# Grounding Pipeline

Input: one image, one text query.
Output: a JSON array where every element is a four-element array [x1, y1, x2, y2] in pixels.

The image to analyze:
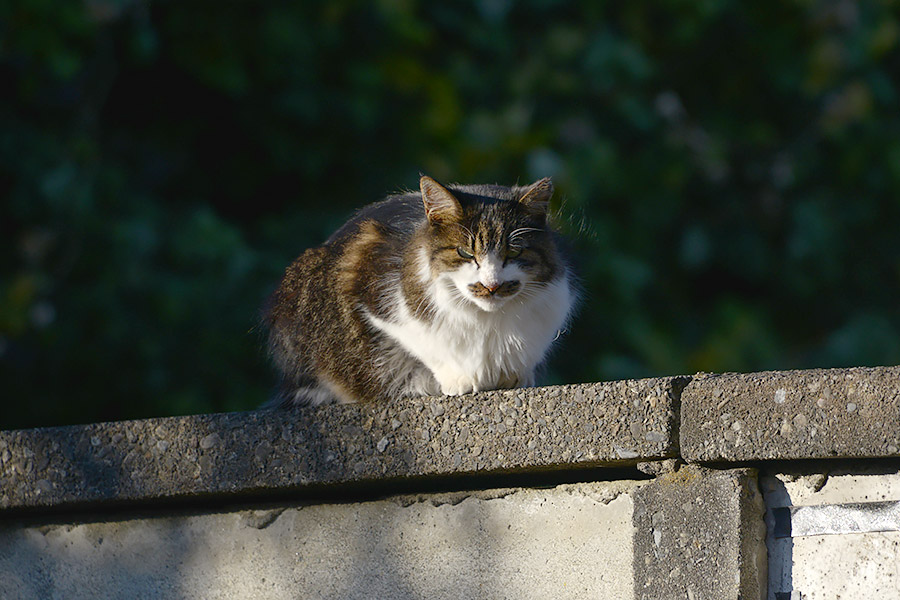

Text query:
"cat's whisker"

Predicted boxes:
[[509, 227, 542, 240]]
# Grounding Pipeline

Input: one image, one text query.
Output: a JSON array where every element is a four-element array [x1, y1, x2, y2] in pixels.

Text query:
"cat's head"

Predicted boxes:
[[418, 176, 563, 313]]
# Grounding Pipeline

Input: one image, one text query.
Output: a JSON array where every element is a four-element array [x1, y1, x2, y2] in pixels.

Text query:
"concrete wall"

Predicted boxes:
[[1, 365, 899, 599], [1, 484, 639, 600]]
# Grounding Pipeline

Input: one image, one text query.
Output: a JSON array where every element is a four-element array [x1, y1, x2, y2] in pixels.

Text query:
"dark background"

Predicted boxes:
[[3, 1, 899, 430]]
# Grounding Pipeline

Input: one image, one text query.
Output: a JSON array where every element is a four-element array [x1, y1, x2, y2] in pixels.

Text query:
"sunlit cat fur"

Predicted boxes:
[[265, 176, 575, 406]]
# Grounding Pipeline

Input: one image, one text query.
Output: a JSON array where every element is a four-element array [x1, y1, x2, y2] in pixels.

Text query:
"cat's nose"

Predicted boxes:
[[484, 282, 501, 294]]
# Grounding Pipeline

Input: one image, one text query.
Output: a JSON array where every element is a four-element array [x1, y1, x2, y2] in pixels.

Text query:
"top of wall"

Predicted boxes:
[[681, 365, 900, 461], [1, 365, 898, 514], [0, 378, 683, 513]]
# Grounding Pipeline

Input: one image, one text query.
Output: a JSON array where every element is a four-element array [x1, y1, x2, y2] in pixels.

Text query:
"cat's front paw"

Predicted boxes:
[[434, 367, 476, 396], [440, 379, 476, 396]]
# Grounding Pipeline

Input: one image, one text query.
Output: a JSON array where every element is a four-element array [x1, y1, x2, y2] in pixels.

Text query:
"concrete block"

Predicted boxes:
[[0, 482, 641, 600], [632, 466, 767, 600], [681, 366, 900, 462], [0, 379, 685, 512]]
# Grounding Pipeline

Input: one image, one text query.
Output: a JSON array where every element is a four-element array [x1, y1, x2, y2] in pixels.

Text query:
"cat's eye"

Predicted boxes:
[[457, 247, 475, 260], [506, 246, 523, 259]]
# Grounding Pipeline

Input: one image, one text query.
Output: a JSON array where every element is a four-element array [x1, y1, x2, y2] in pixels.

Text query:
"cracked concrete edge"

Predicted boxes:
[[0, 378, 684, 512], [392, 479, 647, 509], [681, 365, 900, 462], [632, 465, 767, 600]]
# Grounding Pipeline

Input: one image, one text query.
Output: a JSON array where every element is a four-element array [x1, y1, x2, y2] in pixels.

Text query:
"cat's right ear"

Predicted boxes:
[[517, 177, 553, 219], [420, 176, 462, 224]]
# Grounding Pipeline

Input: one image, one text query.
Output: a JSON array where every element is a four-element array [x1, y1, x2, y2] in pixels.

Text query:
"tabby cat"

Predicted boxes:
[[265, 176, 575, 406]]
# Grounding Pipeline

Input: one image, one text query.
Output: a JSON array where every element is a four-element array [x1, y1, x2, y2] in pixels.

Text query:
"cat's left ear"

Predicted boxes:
[[517, 177, 553, 219], [420, 176, 463, 224]]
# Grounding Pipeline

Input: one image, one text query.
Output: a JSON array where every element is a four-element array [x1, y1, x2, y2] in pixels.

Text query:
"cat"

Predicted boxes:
[[264, 175, 576, 406]]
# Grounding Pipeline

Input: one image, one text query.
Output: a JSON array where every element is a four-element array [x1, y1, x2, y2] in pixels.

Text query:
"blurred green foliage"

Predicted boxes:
[[2, 0, 900, 429]]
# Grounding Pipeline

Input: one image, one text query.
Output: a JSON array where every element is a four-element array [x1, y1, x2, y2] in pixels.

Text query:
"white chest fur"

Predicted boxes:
[[365, 271, 574, 396]]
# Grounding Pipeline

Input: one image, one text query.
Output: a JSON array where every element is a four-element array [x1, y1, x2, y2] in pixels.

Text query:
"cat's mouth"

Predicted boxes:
[[469, 280, 520, 298], [466, 280, 520, 310]]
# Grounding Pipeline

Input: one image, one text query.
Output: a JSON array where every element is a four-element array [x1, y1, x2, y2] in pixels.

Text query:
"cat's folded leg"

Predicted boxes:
[[518, 370, 536, 388], [496, 370, 536, 390], [403, 368, 442, 398]]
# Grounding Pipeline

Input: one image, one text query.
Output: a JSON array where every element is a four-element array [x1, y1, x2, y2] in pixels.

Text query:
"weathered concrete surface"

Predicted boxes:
[[0, 481, 641, 600], [762, 466, 900, 600], [681, 366, 900, 462], [632, 466, 767, 600], [0, 379, 685, 512]]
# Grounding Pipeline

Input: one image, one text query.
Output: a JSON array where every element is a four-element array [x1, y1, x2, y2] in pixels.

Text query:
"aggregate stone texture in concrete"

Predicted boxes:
[[0, 378, 685, 512], [632, 466, 767, 600], [681, 366, 900, 462], [0, 482, 641, 600]]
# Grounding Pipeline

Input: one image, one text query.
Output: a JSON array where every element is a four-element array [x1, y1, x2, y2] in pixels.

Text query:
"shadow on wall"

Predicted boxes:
[[1, 399, 642, 598], [0, 491, 633, 599], [763, 476, 794, 600], [0, 472, 637, 598], [0, 433, 196, 598], [0, 515, 194, 598]]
